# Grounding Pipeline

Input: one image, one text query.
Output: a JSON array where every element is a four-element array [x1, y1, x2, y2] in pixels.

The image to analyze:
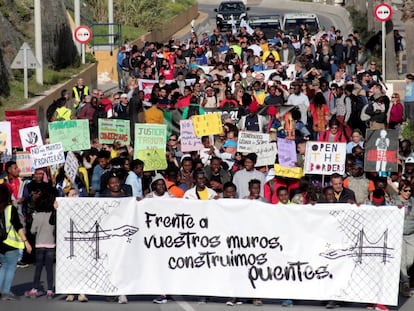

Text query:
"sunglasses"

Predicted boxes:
[[402, 189, 412, 193], [114, 97, 120, 100], [169, 138, 177, 141]]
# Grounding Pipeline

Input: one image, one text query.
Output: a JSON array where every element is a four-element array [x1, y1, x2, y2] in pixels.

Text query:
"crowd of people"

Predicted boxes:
[[0, 21, 414, 310]]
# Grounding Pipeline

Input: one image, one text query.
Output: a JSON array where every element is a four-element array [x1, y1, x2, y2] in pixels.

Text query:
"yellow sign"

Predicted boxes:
[[192, 113, 223, 137], [274, 164, 304, 179], [0, 132, 7, 152]]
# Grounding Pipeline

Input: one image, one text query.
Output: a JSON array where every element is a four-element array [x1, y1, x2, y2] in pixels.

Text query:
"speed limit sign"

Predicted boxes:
[[374, 3, 392, 22], [74, 25, 93, 44]]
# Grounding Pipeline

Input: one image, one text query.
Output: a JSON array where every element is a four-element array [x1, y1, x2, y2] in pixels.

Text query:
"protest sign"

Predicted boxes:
[[64, 151, 79, 184], [16, 152, 34, 177], [205, 109, 239, 122], [19, 125, 43, 151], [304, 142, 346, 175], [134, 124, 167, 171], [5, 109, 38, 147], [237, 131, 270, 153], [0, 121, 12, 158], [30, 142, 65, 169], [49, 120, 91, 151], [364, 129, 398, 173], [180, 120, 203, 152], [255, 142, 277, 167], [277, 138, 297, 167], [98, 119, 130, 145], [56, 198, 403, 306], [274, 164, 304, 179], [192, 113, 223, 137]]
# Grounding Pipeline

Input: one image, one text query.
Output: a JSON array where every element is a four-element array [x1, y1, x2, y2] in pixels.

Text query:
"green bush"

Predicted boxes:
[[402, 123, 414, 143]]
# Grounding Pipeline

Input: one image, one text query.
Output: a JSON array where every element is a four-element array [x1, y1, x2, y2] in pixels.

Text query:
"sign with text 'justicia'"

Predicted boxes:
[[56, 198, 403, 306]]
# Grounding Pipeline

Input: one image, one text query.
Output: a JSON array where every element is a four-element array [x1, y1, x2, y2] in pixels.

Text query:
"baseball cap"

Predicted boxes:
[[223, 140, 237, 148]]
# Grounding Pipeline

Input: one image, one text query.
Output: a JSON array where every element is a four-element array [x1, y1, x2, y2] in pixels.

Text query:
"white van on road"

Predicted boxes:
[[282, 13, 320, 36]]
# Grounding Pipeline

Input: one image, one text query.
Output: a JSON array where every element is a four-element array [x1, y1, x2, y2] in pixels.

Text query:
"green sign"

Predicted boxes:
[[134, 124, 167, 171], [98, 119, 130, 145], [49, 119, 91, 151]]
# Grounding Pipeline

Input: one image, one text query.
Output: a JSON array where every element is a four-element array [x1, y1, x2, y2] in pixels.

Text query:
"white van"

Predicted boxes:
[[282, 13, 320, 35]]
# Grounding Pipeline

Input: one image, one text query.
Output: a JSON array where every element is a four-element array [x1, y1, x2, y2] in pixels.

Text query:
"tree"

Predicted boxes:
[[402, 0, 414, 73]]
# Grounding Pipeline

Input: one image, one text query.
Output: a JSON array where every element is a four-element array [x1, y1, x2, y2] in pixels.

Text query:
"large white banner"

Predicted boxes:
[[56, 198, 403, 306]]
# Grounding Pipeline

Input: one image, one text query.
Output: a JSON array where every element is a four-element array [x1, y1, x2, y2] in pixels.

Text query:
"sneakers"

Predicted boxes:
[[252, 298, 263, 306], [153, 295, 167, 304], [66, 294, 75, 302], [374, 304, 389, 311], [282, 299, 293, 307], [118, 295, 128, 304], [46, 290, 54, 299], [1, 292, 17, 301], [16, 261, 29, 268], [226, 298, 243, 306], [326, 300, 340, 309], [78, 294, 88, 302], [24, 288, 38, 299]]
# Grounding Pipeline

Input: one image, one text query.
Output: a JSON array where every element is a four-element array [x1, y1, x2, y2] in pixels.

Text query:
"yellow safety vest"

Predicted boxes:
[[3, 204, 24, 249], [72, 86, 89, 108]]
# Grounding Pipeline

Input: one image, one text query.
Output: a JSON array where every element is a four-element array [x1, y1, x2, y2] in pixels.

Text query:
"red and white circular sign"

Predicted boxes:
[[374, 3, 393, 22], [74, 25, 93, 44]]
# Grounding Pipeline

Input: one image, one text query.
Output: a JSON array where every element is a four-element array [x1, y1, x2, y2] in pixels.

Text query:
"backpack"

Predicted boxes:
[[46, 100, 58, 122]]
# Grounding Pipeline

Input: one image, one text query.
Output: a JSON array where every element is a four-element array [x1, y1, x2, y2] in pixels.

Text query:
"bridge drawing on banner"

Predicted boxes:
[[64, 220, 139, 260], [324, 209, 400, 301], [320, 228, 394, 264]]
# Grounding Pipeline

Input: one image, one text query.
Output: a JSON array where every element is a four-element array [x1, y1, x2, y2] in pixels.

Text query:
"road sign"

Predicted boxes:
[[374, 3, 393, 22], [74, 25, 93, 44], [10, 42, 40, 69]]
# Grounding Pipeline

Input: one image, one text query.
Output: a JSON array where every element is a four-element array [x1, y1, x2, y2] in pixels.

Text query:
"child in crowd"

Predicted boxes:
[[24, 191, 56, 299]]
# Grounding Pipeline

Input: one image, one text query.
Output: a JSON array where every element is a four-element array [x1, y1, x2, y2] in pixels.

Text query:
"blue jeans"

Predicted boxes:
[[0, 249, 20, 294]]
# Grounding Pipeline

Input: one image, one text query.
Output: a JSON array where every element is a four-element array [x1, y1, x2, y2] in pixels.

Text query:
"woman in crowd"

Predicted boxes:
[[388, 92, 404, 130], [308, 92, 330, 140], [0, 184, 32, 301]]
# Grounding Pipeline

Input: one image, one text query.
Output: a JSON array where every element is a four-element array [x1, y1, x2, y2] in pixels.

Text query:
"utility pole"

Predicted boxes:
[[74, 0, 81, 55], [108, 0, 114, 48], [34, 0, 43, 85]]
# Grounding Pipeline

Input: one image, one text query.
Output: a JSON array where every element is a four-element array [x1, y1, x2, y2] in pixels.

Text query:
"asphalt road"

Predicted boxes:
[[2, 264, 413, 311]]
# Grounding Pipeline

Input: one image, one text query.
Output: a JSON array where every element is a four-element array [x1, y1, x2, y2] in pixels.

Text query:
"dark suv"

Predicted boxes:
[[214, 1, 249, 32]]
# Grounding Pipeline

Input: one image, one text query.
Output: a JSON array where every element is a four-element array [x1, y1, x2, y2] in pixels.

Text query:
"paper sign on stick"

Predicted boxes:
[[180, 120, 203, 152], [5, 109, 38, 147], [238, 131, 270, 153], [304, 142, 346, 175], [30, 142, 65, 169], [134, 124, 167, 171], [19, 125, 43, 151], [49, 120, 91, 151], [16, 152, 34, 177], [98, 119, 130, 145], [192, 113, 223, 137]]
